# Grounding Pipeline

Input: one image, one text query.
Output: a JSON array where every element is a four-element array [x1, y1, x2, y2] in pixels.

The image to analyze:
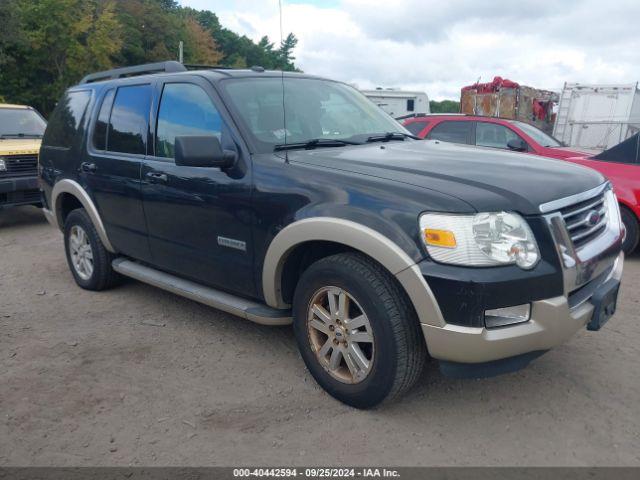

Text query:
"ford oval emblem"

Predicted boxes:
[[586, 210, 601, 227]]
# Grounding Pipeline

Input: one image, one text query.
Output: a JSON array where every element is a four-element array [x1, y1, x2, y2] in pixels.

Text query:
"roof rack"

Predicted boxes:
[[183, 64, 266, 73], [395, 113, 469, 121], [79, 61, 187, 84], [395, 113, 430, 120], [183, 64, 233, 70]]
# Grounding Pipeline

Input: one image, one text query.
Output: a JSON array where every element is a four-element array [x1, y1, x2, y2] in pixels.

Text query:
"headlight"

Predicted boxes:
[[419, 211, 540, 269], [0, 157, 6, 171]]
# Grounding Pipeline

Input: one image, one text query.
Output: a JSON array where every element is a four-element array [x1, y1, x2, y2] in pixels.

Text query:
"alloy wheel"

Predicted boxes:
[[306, 286, 375, 384], [69, 225, 94, 281]]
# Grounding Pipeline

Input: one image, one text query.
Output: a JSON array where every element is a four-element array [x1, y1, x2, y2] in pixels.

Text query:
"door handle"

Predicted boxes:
[[80, 162, 97, 173], [145, 172, 168, 183]]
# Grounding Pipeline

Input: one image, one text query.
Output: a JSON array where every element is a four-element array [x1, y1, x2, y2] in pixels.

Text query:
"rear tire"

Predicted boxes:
[[292, 252, 426, 409], [621, 206, 639, 255], [64, 208, 120, 290]]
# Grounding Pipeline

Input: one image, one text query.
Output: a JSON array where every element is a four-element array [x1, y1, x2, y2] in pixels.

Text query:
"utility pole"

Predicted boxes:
[[178, 41, 184, 64]]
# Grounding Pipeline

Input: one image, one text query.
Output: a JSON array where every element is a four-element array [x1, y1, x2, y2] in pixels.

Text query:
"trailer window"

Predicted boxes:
[[407, 99, 415, 112]]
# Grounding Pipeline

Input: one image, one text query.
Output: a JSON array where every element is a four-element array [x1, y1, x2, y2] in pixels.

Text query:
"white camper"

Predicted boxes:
[[361, 88, 430, 118], [553, 82, 640, 150]]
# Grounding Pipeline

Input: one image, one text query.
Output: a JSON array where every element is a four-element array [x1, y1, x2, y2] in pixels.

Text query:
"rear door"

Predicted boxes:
[[140, 76, 254, 296], [84, 83, 152, 262], [425, 120, 474, 145]]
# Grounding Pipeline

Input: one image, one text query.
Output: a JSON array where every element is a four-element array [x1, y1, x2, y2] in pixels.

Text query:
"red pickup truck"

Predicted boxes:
[[402, 114, 640, 254]]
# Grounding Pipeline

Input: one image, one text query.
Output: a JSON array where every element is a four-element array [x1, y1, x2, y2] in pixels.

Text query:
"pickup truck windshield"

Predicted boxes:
[[222, 77, 407, 152], [0, 108, 46, 138]]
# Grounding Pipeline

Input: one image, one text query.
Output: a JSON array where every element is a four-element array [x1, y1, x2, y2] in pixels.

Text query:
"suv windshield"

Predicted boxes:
[[0, 108, 46, 138], [511, 120, 562, 148], [221, 77, 407, 152]]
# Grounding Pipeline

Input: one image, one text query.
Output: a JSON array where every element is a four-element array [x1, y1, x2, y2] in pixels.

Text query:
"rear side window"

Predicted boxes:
[[92, 89, 115, 151], [427, 121, 473, 144], [405, 120, 429, 136], [42, 90, 91, 148], [155, 83, 222, 158], [107, 85, 151, 155]]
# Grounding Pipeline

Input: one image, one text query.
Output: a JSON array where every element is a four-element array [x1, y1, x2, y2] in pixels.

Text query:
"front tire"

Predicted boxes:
[[621, 206, 639, 254], [292, 253, 426, 408], [64, 208, 120, 290]]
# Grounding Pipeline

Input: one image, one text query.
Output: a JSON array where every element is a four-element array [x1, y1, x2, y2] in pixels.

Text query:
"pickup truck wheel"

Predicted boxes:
[[63, 208, 120, 291], [293, 252, 426, 408], [621, 206, 639, 254]]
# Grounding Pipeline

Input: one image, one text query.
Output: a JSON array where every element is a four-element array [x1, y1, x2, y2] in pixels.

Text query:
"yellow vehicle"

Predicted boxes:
[[0, 103, 46, 208]]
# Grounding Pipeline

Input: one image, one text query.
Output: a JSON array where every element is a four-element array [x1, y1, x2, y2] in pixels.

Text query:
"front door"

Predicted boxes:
[[141, 79, 255, 297], [83, 84, 153, 262]]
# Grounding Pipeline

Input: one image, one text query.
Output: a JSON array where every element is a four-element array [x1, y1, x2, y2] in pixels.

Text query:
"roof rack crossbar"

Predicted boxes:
[[80, 61, 187, 84]]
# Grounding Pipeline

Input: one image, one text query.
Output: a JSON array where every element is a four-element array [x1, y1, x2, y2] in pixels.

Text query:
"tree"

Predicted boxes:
[[0, 0, 298, 115], [277, 33, 298, 71], [182, 17, 222, 65], [430, 100, 460, 113], [0, 0, 21, 66], [0, 0, 123, 114]]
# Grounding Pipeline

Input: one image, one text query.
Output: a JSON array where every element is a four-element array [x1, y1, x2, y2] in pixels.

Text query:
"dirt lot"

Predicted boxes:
[[1, 206, 639, 467]]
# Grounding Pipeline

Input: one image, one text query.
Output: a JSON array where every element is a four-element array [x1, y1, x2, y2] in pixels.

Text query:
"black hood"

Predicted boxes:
[[288, 140, 606, 215]]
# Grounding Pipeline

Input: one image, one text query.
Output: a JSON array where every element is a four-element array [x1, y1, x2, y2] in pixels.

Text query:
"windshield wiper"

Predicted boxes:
[[274, 138, 361, 151], [0, 133, 43, 139], [365, 132, 420, 143]]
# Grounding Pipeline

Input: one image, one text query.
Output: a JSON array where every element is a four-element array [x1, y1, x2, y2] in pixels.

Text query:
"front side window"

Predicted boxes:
[[222, 77, 407, 152], [155, 83, 222, 158], [426, 121, 472, 144], [42, 90, 91, 148], [475, 122, 522, 150], [107, 84, 151, 155]]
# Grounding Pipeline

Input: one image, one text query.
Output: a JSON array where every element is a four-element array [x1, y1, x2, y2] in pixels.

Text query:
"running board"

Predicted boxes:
[[112, 258, 292, 326]]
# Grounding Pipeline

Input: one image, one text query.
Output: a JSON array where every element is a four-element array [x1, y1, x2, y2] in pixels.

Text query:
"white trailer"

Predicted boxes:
[[553, 82, 640, 150], [361, 89, 430, 118]]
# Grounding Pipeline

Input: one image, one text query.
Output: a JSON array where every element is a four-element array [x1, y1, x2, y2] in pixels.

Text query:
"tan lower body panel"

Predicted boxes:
[[422, 251, 624, 364]]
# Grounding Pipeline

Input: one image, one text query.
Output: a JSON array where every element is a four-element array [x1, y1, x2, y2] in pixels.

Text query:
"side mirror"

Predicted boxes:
[[175, 136, 236, 168], [507, 138, 528, 152]]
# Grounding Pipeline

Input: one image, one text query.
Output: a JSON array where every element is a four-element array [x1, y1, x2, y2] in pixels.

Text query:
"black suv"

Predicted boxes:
[[39, 62, 624, 408]]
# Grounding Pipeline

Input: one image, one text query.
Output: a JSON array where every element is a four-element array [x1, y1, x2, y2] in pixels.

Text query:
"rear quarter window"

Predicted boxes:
[[42, 90, 92, 149], [404, 120, 429, 136]]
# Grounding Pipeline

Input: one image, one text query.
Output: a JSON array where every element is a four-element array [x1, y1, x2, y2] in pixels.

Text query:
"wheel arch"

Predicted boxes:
[[50, 179, 116, 253], [262, 217, 445, 327]]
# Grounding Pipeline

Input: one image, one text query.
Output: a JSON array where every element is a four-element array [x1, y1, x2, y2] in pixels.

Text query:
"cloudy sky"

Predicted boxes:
[[180, 0, 640, 100]]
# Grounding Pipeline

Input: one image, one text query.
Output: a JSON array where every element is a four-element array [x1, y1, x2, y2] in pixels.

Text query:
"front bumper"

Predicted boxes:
[[0, 175, 40, 207], [422, 251, 623, 365]]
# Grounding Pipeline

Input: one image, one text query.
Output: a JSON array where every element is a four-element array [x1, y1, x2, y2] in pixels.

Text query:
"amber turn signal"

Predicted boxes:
[[424, 229, 457, 248]]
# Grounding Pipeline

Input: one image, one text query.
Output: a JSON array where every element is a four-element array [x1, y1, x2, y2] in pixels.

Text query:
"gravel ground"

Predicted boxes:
[[1, 206, 639, 467]]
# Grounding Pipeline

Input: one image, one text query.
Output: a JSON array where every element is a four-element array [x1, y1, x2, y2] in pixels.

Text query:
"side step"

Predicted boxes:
[[112, 258, 292, 326]]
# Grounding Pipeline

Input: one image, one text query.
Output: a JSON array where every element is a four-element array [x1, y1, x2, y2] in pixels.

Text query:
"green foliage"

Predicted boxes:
[[430, 100, 460, 113], [0, 0, 299, 116]]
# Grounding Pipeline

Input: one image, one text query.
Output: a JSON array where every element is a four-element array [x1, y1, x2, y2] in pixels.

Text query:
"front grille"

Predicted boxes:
[[0, 189, 41, 206], [0, 154, 38, 177], [559, 192, 608, 249]]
